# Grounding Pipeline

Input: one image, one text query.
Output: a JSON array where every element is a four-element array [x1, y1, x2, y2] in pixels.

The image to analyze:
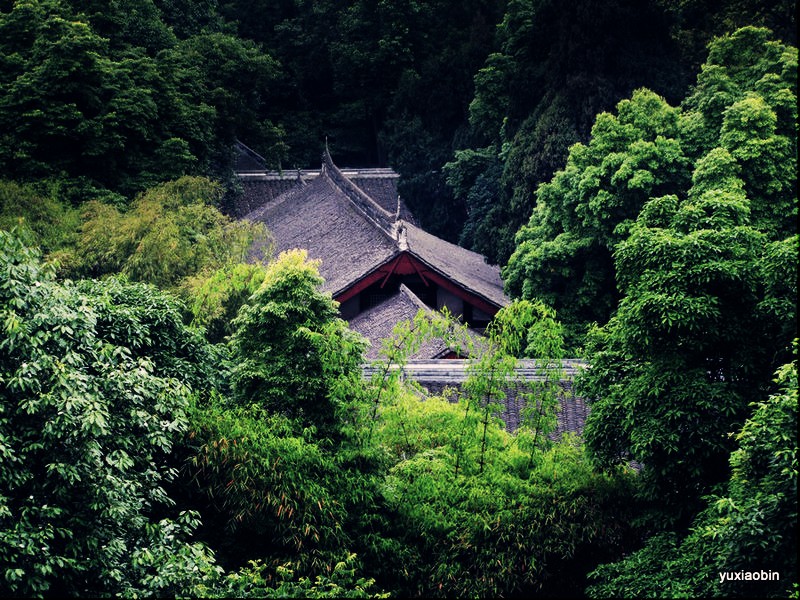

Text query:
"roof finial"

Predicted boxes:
[[322, 136, 332, 171], [396, 221, 408, 251], [395, 195, 401, 221]]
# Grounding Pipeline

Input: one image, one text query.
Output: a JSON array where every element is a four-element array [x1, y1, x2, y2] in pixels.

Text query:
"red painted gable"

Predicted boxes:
[[335, 251, 500, 317]]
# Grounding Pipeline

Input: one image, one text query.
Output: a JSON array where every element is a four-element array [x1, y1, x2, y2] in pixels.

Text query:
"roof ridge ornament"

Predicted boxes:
[[396, 220, 408, 251]]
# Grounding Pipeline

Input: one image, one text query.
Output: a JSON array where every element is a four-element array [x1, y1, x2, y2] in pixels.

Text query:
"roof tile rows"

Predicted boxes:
[[245, 173, 400, 296], [350, 284, 484, 359], [401, 222, 507, 309], [242, 149, 508, 307]]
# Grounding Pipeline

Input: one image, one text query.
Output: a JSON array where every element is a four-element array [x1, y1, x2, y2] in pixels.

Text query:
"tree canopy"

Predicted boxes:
[[0, 229, 219, 597], [0, 2, 797, 597], [504, 26, 797, 350]]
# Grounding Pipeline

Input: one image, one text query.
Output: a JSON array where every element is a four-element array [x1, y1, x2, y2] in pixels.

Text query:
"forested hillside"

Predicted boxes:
[[1, 0, 797, 598]]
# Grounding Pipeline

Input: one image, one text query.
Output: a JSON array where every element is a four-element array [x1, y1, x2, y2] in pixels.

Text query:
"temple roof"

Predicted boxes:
[[245, 172, 399, 295], [233, 141, 414, 220], [399, 221, 507, 309], [349, 284, 484, 359], [242, 148, 508, 308]]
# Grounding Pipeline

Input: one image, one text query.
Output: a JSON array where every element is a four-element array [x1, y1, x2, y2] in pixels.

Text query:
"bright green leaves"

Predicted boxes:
[[0, 230, 219, 597], [504, 89, 689, 349], [382, 437, 639, 598], [681, 28, 797, 236], [64, 176, 270, 289], [229, 250, 367, 439], [719, 94, 797, 237], [183, 262, 269, 344]]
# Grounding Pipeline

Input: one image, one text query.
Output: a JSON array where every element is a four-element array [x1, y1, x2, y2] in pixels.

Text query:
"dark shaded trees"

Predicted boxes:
[[446, 0, 686, 264], [0, 0, 284, 203], [586, 355, 797, 598]]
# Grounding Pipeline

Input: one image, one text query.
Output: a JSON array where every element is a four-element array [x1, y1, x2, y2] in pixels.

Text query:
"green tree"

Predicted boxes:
[[579, 141, 797, 518], [65, 176, 269, 288], [378, 432, 639, 598], [504, 27, 797, 351], [154, 0, 225, 39], [177, 251, 394, 585], [586, 354, 798, 598], [165, 31, 287, 171], [0, 179, 79, 254], [182, 261, 269, 344], [183, 401, 354, 573], [0, 0, 285, 201], [656, 0, 797, 78], [357, 299, 637, 598], [0, 230, 220, 597], [570, 28, 798, 518], [66, 0, 176, 56], [209, 553, 388, 598], [504, 88, 690, 348], [228, 249, 366, 439]]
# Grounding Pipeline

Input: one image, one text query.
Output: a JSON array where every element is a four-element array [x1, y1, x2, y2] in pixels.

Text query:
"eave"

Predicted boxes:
[[333, 251, 504, 317]]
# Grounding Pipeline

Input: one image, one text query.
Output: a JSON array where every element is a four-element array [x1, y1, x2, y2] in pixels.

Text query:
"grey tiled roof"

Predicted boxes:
[[350, 285, 482, 359], [400, 221, 508, 309], [244, 173, 399, 296], [241, 151, 508, 308], [236, 176, 304, 218]]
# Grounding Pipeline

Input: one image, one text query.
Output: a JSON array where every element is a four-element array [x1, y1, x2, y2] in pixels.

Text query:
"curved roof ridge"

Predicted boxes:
[[321, 147, 397, 234], [398, 283, 433, 313]]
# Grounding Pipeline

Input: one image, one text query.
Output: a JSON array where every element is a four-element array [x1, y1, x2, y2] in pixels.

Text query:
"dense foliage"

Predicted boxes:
[[61, 176, 270, 288], [0, 0, 284, 204], [5, 0, 793, 242], [499, 23, 797, 598], [0, 1, 797, 597], [505, 26, 797, 350], [0, 230, 220, 597], [586, 356, 797, 598]]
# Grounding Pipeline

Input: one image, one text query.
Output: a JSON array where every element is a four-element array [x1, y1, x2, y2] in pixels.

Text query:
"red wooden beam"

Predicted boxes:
[[334, 252, 501, 317], [335, 256, 401, 304]]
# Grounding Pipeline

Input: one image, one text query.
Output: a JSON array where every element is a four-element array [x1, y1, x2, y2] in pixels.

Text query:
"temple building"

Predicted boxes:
[[235, 142, 588, 439], [236, 142, 508, 359]]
